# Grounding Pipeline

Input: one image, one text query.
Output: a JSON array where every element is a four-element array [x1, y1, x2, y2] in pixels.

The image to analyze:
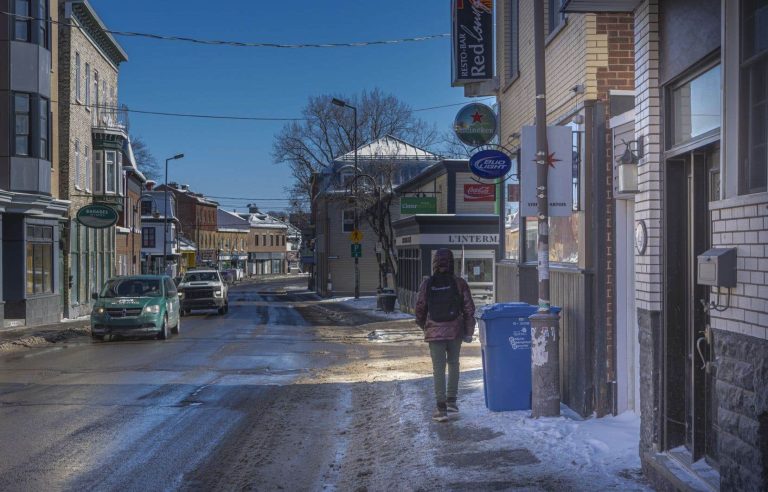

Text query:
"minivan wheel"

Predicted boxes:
[[158, 317, 169, 340]]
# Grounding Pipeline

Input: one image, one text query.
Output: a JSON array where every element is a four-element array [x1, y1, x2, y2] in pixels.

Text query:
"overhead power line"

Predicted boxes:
[[2, 11, 449, 49]]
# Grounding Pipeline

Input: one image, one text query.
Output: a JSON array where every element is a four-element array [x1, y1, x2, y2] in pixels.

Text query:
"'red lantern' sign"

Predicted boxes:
[[464, 183, 496, 201]]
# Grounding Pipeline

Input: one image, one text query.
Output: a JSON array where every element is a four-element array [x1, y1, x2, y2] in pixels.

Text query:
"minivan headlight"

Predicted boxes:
[[143, 304, 161, 314]]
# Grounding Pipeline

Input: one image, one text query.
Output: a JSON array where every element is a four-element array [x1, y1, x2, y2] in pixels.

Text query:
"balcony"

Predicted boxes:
[[92, 106, 128, 142]]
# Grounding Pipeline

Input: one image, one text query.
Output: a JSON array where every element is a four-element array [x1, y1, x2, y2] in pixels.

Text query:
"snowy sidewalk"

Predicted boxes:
[[319, 295, 415, 321]]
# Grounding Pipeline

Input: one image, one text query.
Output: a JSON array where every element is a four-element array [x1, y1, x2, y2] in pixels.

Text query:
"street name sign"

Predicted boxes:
[[76, 204, 118, 228], [520, 125, 574, 217]]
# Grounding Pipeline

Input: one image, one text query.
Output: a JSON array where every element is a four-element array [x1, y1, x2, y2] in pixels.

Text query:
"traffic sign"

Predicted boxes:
[[349, 229, 363, 243], [351, 243, 362, 258]]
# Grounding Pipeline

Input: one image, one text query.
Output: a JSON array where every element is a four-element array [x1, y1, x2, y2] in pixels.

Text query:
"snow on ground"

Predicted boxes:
[[321, 295, 415, 320], [397, 368, 651, 491]]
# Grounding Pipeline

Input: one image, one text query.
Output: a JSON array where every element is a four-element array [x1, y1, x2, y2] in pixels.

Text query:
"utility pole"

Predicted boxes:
[[163, 153, 184, 275], [529, 0, 561, 418]]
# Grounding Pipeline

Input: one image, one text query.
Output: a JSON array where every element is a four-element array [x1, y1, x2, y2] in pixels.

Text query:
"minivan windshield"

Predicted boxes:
[[100, 278, 162, 298], [183, 272, 219, 282]]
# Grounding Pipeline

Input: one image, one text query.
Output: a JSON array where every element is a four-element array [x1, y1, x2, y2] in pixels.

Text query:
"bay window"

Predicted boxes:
[[741, 0, 768, 193], [14, 93, 30, 156], [14, 0, 30, 42], [105, 150, 117, 193], [13, 93, 50, 160]]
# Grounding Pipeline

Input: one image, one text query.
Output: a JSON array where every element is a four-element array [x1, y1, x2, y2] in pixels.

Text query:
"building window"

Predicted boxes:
[[14, 0, 30, 41], [741, 0, 768, 194], [105, 150, 117, 193], [548, 0, 565, 34], [142, 227, 155, 248], [14, 93, 30, 156], [506, 0, 520, 82], [39, 97, 48, 160], [26, 225, 53, 295], [75, 52, 81, 101], [141, 200, 152, 216], [84, 63, 91, 108], [74, 140, 81, 188], [342, 209, 355, 233], [85, 146, 91, 192], [670, 64, 721, 148], [338, 166, 355, 188], [255, 235, 259, 246], [37, 0, 47, 48]]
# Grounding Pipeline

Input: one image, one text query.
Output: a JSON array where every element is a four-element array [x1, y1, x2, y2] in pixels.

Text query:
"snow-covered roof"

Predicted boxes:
[[335, 135, 439, 162], [217, 208, 250, 232], [122, 136, 147, 183]]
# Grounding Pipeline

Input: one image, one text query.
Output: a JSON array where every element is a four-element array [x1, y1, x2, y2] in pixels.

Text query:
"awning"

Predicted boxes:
[[561, 0, 641, 13]]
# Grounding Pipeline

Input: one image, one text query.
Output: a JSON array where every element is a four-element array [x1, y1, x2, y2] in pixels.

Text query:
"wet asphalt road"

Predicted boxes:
[[0, 277, 352, 491]]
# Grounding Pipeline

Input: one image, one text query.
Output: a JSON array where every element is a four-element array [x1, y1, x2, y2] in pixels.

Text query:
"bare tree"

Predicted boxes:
[[272, 88, 438, 202], [131, 136, 161, 180], [438, 128, 473, 159]]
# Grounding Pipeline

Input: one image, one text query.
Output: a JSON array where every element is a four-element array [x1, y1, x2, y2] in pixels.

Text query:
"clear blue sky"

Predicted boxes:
[[89, 0, 477, 213]]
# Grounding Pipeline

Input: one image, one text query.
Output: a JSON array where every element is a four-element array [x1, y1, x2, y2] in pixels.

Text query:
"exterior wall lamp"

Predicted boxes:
[[616, 137, 643, 194]]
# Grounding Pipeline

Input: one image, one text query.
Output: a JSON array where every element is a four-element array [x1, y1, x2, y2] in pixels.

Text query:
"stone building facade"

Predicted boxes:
[[58, 0, 127, 316], [240, 206, 289, 275]]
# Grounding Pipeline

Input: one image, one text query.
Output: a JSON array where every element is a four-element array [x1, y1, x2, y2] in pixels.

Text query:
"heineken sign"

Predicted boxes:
[[76, 204, 118, 229], [454, 103, 497, 146], [400, 196, 437, 215]]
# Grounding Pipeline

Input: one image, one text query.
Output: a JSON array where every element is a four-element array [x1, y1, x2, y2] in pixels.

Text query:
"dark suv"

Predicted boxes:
[[177, 270, 229, 315]]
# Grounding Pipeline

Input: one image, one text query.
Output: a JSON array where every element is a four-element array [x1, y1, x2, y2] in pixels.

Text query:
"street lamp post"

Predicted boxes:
[[163, 153, 184, 274], [331, 98, 360, 299]]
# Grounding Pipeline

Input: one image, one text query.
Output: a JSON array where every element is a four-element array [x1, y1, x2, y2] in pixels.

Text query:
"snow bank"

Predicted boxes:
[[321, 295, 414, 321]]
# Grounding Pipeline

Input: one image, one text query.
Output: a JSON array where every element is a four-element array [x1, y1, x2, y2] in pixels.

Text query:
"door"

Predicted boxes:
[[664, 145, 719, 466]]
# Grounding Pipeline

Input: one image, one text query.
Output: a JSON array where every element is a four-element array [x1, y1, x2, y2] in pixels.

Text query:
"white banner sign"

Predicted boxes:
[[520, 125, 574, 217], [396, 233, 499, 247]]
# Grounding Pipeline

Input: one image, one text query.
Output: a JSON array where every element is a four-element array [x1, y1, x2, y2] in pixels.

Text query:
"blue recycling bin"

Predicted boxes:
[[477, 303, 561, 411]]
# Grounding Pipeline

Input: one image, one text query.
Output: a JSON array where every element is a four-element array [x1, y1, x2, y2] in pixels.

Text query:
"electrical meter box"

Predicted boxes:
[[697, 248, 737, 288]]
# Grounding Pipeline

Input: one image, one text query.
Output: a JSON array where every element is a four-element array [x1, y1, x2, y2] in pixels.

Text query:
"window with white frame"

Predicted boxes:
[[75, 52, 81, 101], [74, 139, 81, 189], [84, 63, 90, 109], [342, 209, 355, 233], [741, 0, 768, 194], [105, 150, 117, 193], [85, 145, 91, 191]]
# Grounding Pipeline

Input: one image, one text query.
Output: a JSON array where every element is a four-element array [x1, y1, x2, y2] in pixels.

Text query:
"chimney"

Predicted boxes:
[[248, 203, 259, 213], [146, 180, 156, 191], [180, 184, 190, 191], [169, 182, 179, 189]]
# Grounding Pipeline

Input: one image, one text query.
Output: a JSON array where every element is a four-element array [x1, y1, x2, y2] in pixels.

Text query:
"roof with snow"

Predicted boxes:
[[335, 135, 439, 162], [217, 208, 250, 232], [238, 211, 289, 230]]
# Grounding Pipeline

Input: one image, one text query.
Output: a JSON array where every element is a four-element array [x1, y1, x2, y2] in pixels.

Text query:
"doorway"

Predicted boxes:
[[663, 144, 719, 467]]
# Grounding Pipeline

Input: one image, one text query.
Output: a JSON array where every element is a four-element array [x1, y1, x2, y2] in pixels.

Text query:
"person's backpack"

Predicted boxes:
[[426, 273, 462, 322]]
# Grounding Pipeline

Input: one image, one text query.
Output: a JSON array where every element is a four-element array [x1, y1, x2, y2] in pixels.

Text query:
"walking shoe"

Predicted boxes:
[[446, 398, 459, 413], [432, 404, 449, 422]]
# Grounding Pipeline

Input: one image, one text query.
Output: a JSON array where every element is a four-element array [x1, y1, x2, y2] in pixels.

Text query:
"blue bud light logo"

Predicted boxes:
[[469, 149, 512, 180]]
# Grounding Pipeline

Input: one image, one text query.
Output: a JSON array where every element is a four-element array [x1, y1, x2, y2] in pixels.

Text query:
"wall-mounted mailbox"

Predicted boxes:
[[697, 247, 737, 288]]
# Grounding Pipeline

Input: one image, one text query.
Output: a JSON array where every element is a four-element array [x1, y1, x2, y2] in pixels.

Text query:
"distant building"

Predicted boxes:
[[216, 208, 249, 271], [115, 139, 146, 275], [140, 188, 180, 276], [239, 206, 289, 275]]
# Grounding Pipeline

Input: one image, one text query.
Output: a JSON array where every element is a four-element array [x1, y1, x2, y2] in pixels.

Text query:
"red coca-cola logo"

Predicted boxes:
[[464, 184, 496, 201]]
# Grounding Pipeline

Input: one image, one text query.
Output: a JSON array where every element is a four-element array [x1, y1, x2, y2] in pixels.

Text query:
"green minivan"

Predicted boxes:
[[91, 275, 181, 341]]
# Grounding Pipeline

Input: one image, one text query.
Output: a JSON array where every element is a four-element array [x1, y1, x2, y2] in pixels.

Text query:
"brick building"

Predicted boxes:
[[216, 208, 248, 271], [240, 206, 289, 275], [0, 0, 69, 328], [491, 0, 635, 418], [155, 182, 218, 268], [115, 141, 145, 275], [58, 0, 128, 317]]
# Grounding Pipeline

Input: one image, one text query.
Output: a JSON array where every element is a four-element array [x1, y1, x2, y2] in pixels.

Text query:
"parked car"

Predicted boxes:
[[90, 275, 181, 341], [177, 269, 229, 315]]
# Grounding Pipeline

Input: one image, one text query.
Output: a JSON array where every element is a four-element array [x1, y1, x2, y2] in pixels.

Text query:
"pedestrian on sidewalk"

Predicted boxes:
[[415, 248, 475, 422]]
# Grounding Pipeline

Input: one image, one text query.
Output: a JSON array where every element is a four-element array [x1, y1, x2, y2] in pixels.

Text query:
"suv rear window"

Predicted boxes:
[[183, 272, 219, 282]]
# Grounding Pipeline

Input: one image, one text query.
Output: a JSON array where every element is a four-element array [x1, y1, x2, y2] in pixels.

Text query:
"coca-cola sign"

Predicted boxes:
[[468, 149, 512, 180], [464, 183, 496, 201]]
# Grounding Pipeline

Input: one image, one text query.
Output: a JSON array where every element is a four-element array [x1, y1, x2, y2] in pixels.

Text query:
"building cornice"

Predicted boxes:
[[68, 0, 128, 67]]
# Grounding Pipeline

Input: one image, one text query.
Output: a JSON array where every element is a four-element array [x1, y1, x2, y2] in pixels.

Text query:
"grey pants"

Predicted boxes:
[[428, 338, 462, 404]]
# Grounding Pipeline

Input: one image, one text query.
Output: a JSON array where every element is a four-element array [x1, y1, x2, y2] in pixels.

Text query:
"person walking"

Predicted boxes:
[[415, 248, 476, 422]]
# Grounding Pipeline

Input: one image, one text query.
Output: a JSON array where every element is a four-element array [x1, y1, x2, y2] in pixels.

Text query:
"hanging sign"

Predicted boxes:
[[451, 0, 494, 85], [464, 184, 496, 201], [454, 103, 497, 146], [520, 125, 574, 217], [400, 196, 437, 215], [76, 204, 118, 228], [468, 149, 511, 179]]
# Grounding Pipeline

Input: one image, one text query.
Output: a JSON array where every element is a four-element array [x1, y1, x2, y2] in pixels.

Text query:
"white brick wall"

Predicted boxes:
[[633, 0, 663, 312]]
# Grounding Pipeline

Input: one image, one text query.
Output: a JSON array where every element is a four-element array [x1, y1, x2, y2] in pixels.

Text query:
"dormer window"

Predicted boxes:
[[338, 166, 355, 187], [141, 200, 152, 216]]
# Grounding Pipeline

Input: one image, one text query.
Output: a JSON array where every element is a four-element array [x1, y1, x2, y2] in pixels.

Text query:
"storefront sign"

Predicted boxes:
[[400, 196, 437, 214], [452, 0, 494, 85], [454, 103, 497, 146], [468, 149, 511, 179], [76, 204, 118, 228], [396, 233, 499, 246], [520, 125, 574, 217], [464, 184, 496, 201]]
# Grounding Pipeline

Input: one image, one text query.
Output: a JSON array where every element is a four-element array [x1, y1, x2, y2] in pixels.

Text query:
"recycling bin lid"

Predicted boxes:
[[477, 303, 562, 320]]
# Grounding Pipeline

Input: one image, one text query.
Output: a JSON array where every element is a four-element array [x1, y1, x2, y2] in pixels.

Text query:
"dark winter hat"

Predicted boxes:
[[432, 248, 454, 274]]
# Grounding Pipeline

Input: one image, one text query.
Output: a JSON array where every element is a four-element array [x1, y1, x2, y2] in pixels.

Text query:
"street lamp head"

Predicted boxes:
[[172, 153, 185, 160], [331, 98, 347, 108]]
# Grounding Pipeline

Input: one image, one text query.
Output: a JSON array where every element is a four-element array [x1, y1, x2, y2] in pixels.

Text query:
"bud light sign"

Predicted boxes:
[[469, 149, 512, 180]]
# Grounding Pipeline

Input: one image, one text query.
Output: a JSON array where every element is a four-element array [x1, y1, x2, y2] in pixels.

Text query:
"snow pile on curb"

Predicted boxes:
[[322, 296, 414, 320]]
